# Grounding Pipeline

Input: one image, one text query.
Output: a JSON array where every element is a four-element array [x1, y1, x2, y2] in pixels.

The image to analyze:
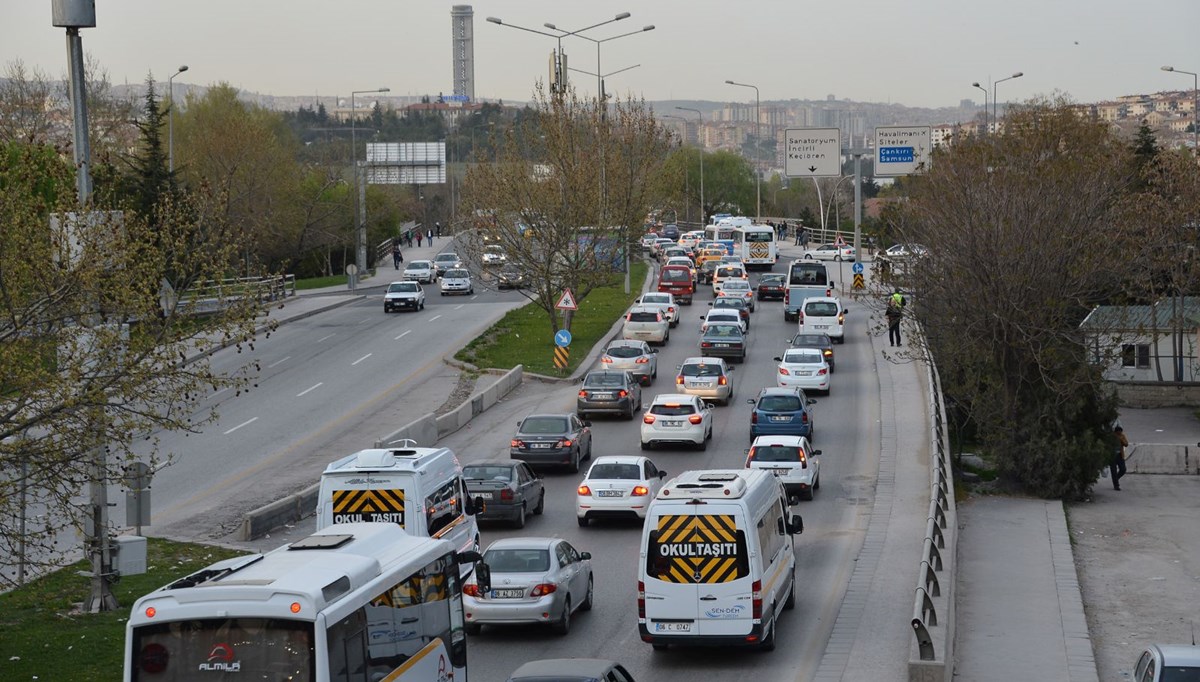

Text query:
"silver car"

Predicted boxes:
[[464, 537, 593, 635], [600, 340, 658, 385], [675, 356, 735, 405], [439, 268, 474, 295]]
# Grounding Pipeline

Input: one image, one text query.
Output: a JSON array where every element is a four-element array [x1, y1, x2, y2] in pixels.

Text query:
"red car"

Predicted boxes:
[[757, 274, 786, 301], [658, 265, 695, 304]]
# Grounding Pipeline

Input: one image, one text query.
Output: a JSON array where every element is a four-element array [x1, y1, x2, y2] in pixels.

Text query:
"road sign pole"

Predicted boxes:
[[853, 151, 863, 262]]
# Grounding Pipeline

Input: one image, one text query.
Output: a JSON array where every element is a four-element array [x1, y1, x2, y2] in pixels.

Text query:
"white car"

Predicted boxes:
[[664, 256, 697, 281], [774, 348, 831, 394], [575, 455, 667, 526], [640, 393, 713, 451], [716, 278, 756, 311], [700, 309, 747, 334], [383, 281, 425, 313], [803, 244, 855, 261], [797, 296, 847, 343], [403, 260, 438, 284], [635, 292, 680, 327], [745, 435, 822, 501], [440, 268, 474, 295], [481, 245, 507, 266], [622, 306, 670, 345]]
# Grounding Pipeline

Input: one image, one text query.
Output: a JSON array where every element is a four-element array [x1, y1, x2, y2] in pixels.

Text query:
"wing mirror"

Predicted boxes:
[[580, 551, 593, 560], [773, 356, 783, 362], [842, 308, 849, 315], [787, 514, 804, 535], [811, 449, 823, 456], [658, 470, 668, 478], [807, 398, 817, 405], [745, 398, 756, 405]]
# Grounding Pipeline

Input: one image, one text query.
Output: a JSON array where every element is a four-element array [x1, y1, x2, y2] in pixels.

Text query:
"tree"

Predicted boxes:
[[0, 60, 55, 145], [122, 76, 177, 227], [0, 142, 263, 587], [893, 98, 1138, 499], [458, 86, 675, 331]]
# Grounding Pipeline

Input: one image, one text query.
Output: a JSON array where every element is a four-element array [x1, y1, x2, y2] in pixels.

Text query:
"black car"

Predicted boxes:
[[463, 460, 545, 528], [496, 267, 528, 289], [510, 413, 593, 472], [790, 332, 836, 372], [710, 297, 751, 330], [661, 224, 680, 241], [757, 274, 786, 301], [577, 370, 643, 420], [699, 323, 747, 363], [698, 259, 721, 285]]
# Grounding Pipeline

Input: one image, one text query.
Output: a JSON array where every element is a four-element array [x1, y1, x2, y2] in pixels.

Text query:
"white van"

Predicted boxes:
[[637, 469, 802, 651], [315, 441, 481, 559]]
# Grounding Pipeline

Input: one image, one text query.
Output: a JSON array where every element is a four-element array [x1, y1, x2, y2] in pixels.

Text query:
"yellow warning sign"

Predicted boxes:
[[650, 514, 749, 583], [853, 273, 865, 290], [749, 243, 769, 259], [331, 488, 406, 526], [554, 346, 569, 369]]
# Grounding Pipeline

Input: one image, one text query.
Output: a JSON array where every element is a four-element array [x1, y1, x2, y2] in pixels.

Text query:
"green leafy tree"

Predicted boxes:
[[122, 76, 177, 228]]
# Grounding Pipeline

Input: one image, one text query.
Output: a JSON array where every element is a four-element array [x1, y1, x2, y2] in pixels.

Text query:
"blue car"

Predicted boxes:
[[747, 387, 817, 442]]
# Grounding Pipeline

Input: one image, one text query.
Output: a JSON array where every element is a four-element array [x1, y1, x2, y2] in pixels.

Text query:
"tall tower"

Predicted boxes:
[[451, 5, 475, 101]]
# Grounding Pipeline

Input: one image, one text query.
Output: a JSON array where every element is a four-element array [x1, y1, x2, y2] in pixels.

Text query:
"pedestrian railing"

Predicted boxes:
[[909, 357, 958, 679], [178, 275, 295, 315]]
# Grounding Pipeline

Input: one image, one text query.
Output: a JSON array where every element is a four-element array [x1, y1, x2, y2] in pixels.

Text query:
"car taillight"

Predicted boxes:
[[668, 306, 675, 313], [751, 411, 758, 424], [752, 579, 763, 619], [643, 414, 656, 424], [779, 367, 790, 375], [718, 376, 727, 385], [500, 488, 514, 501], [676, 375, 684, 385], [600, 356, 613, 363], [463, 584, 481, 597], [531, 584, 557, 597], [632, 485, 649, 496], [802, 412, 809, 424], [824, 349, 833, 357], [701, 342, 712, 348], [838, 314, 845, 324], [558, 439, 574, 448], [618, 390, 628, 398], [799, 451, 808, 469], [579, 390, 588, 398], [797, 312, 804, 323], [818, 368, 828, 375], [635, 357, 649, 364], [688, 414, 703, 424], [784, 291, 790, 304], [511, 439, 524, 448], [638, 581, 646, 618], [578, 485, 592, 495]]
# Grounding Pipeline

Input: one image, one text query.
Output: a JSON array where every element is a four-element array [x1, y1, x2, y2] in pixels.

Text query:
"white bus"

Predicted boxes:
[[704, 216, 750, 256], [124, 523, 491, 682], [733, 225, 778, 270]]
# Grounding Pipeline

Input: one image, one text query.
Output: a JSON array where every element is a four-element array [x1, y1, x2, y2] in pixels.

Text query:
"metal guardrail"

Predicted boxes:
[[910, 358, 957, 670], [178, 275, 295, 315]]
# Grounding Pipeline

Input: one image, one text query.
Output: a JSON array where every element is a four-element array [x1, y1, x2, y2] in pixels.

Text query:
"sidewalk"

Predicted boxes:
[[296, 232, 455, 297]]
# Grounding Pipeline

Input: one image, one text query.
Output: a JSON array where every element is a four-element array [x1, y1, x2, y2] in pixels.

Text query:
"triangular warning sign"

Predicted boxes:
[[555, 289, 578, 311], [835, 234, 846, 247]]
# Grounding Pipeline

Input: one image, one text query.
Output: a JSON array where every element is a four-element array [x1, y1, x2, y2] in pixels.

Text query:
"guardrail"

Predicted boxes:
[[177, 274, 295, 315], [908, 359, 958, 681]]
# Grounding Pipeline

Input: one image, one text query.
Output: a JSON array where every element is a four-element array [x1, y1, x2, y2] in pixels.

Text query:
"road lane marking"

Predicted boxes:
[[224, 417, 258, 435], [471, 295, 478, 301], [296, 382, 323, 397], [317, 333, 335, 343], [454, 304, 465, 310], [352, 353, 372, 365], [429, 315, 442, 321], [267, 356, 291, 369], [210, 387, 230, 397], [395, 330, 412, 340], [358, 318, 370, 325]]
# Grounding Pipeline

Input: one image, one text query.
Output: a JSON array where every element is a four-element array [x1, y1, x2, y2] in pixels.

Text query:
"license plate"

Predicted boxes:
[[770, 416, 790, 422], [815, 324, 829, 329], [531, 443, 552, 449], [492, 589, 524, 599], [475, 491, 495, 498], [654, 621, 693, 633], [798, 371, 812, 376], [686, 382, 710, 388], [664, 420, 683, 427], [597, 490, 622, 498], [715, 343, 730, 348], [770, 468, 789, 476], [592, 393, 613, 400]]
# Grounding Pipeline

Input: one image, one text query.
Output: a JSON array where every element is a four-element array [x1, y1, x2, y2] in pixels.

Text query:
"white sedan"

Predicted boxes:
[[803, 244, 855, 262], [640, 393, 714, 451], [440, 268, 474, 295], [576, 455, 667, 526], [403, 260, 438, 283], [774, 348, 831, 394]]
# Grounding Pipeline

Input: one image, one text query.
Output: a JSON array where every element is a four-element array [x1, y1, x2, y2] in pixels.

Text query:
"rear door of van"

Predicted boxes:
[[643, 504, 753, 638], [318, 473, 413, 531]]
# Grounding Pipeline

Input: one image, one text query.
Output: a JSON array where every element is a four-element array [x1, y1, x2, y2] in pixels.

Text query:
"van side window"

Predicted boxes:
[[425, 480, 462, 537]]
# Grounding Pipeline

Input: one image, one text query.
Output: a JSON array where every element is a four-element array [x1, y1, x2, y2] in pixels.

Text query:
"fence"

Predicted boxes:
[[908, 358, 958, 681], [177, 274, 295, 315]]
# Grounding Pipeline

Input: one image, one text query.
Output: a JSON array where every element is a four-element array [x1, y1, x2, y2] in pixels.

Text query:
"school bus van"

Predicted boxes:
[[637, 469, 802, 651], [316, 441, 481, 560]]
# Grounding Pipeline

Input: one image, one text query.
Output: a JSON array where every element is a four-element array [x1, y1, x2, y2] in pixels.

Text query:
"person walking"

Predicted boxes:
[[392, 242, 403, 269], [1110, 426, 1129, 490], [416, 232, 423, 248], [435, 221, 442, 238], [426, 228, 433, 244], [886, 288, 906, 347], [793, 224, 802, 246]]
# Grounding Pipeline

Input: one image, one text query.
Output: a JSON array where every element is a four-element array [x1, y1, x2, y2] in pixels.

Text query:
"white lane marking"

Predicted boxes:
[[470, 295, 478, 301], [358, 318, 370, 325], [352, 353, 373, 366], [267, 356, 291, 369], [224, 417, 258, 435], [317, 333, 335, 343], [210, 387, 230, 397], [454, 304, 465, 310], [429, 315, 442, 321], [395, 330, 412, 340], [296, 382, 323, 397]]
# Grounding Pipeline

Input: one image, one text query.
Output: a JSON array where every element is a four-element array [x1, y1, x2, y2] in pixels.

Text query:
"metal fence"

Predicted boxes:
[[178, 274, 295, 315]]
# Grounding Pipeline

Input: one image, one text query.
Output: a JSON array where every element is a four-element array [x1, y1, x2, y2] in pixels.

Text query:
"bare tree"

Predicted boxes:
[[0, 60, 56, 145]]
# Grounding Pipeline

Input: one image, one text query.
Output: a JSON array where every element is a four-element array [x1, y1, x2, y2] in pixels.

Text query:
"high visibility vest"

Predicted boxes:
[[891, 293, 903, 307]]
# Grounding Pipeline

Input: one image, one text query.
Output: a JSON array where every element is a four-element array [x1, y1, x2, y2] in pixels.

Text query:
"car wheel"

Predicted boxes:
[[760, 618, 777, 651], [534, 491, 545, 514], [420, 300, 425, 310], [568, 449, 580, 473], [652, 643, 669, 651], [834, 255, 842, 262], [800, 487, 814, 501], [814, 474, 821, 491], [577, 515, 589, 527], [698, 436, 708, 451], [784, 571, 797, 610], [465, 622, 482, 636], [625, 407, 635, 420], [553, 598, 571, 635], [513, 503, 526, 529], [640, 440, 651, 451], [581, 575, 594, 611]]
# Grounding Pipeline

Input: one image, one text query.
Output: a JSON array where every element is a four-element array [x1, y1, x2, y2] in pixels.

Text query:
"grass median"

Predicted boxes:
[[457, 261, 649, 376], [0, 538, 245, 680]]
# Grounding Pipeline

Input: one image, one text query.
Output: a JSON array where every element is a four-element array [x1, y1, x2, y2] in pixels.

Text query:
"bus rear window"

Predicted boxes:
[[131, 618, 315, 681]]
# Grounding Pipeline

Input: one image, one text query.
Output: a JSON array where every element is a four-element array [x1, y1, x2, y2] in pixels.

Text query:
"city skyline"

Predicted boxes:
[[2, 0, 1196, 110]]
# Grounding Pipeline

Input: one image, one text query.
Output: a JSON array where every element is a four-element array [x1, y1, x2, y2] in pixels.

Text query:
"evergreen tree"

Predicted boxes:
[[1132, 122, 1159, 161], [123, 75, 177, 226]]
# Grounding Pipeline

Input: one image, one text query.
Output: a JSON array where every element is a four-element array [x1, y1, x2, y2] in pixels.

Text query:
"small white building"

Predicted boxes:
[[1079, 298, 1200, 381]]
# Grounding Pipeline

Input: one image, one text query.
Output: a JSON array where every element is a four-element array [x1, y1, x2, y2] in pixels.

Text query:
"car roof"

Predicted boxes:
[[650, 392, 697, 404], [803, 296, 841, 304], [523, 413, 573, 419], [681, 356, 727, 366], [435, 253, 458, 258], [628, 304, 661, 313], [464, 459, 520, 468], [585, 370, 632, 378], [1152, 644, 1200, 666], [486, 537, 559, 551], [793, 333, 832, 343], [509, 659, 622, 678], [409, 260, 432, 266], [751, 435, 810, 446], [607, 339, 647, 348], [589, 455, 647, 466], [757, 387, 805, 398]]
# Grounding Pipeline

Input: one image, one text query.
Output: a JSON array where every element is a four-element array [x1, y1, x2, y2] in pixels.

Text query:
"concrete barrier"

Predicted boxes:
[[1127, 443, 1198, 474], [238, 484, 319, 541], [373, 413, 439, 449]]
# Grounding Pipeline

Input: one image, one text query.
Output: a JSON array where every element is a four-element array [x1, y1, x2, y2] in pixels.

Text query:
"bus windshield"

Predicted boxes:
[[131, 617, 315, 680]]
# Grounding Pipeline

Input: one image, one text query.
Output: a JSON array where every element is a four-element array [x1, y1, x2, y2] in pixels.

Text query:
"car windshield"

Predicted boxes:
[[792, 334, 828, 346], [520, 417, 568, 434], [714, 298, 745, 309], [605, 345, 644, 359], [463, 465, 513, 482], [387, 283, 418, 293], [758, 394, 802, 411], [705, 325, 743, 339], [761, 276, 785, 285], [681, 363, 723, 377], [751, 445, 805, 462], [805, 302, 839, 316], [650, 402, 696, 416], [628, 311, 660, 322], [484, 548, 550, 573], [708, 313, 739, 324], [724, 281, 750, 291], [588, 463, 641, 480], [717, 267, 743, 278], [584, 373, 625, 387], [445, 269, 469, 278], [785, 350, 824, 364]]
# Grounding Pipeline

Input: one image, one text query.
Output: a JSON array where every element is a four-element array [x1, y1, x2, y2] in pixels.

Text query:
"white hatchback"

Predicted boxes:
[[774, 348, 831, 395], [640, 393, 713, 450], [623, 306, 670, 345], [439, 268, 474, 295], [636, 292, 680, 327], [576, 455, 667, 526], [745, 435, 822, 500]]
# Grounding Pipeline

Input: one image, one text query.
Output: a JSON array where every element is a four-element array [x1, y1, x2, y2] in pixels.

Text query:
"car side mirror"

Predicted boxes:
[[788, 514, 804, 535], [745, 398, 756, 405], [651, 348, 659, 353], [812, 449, 823, 456], [658, 470, 667, 478], [704, 402, 716, 409], [583, 420, 593, 427], [469, 495, 485, 515], [807, 398, 817, 405], [474, 561, 492, 593], [843, 309, 849, 315], [727, 366, 735, 371], [773, 356, 783, 362], [707, 302, 714, 307], [580, 552, 592, 561]]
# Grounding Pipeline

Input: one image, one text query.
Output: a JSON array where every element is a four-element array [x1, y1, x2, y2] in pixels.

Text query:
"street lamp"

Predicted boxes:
[[489, 13, 630, 96], [971, 81, 989, 136], [992, 72, 1023, 130], [547, 21, 653, 101], [168, 65, 188, 173], [676, 107, 705, 224], [726, 79, 761, 221], [351, 87, 389, 286], [1162, 66, 1199, 153]]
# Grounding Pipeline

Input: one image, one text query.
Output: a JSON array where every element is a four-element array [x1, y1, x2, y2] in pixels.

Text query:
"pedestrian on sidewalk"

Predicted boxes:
[[392, 242, 403, 269], [426, 228, 433, 243], [885, 288, 906, 347], [1110, 426, 1129, 490], [416, 232, 423, 247], [435, 221, 442, 238]]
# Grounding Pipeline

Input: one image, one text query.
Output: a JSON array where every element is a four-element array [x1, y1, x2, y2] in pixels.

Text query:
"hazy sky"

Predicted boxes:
[[3, 0, 1197, 109]]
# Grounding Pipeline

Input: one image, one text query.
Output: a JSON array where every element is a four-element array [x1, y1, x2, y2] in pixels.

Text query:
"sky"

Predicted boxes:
[[3, 0, 1197, 110]]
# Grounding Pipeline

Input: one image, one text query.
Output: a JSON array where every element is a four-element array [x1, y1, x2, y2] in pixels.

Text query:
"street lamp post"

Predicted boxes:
[[167, 65, 188, 173], [351, 87, 389, 289], [547, 22, 653, 102], [676, 107, 705, 224], [1162, 66, 1199, 153], [725, 80, 761, 221], [992, 72, 1023, 130], [971, 81, 989, 136], [488, 13, 631, 96]]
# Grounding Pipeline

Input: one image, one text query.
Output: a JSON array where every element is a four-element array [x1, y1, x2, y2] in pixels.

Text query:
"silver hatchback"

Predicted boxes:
[[600, 340, 658, 385], [674, 356, 735, 405]]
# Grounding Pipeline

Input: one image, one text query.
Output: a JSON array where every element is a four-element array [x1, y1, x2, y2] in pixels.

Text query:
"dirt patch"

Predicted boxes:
[[435, 370, 480, 416]]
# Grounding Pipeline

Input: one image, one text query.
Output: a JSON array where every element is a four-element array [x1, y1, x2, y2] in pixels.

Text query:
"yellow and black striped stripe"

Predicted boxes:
[[652, 514, 746, 584], [331, 488, 406, 526]]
